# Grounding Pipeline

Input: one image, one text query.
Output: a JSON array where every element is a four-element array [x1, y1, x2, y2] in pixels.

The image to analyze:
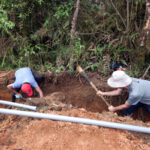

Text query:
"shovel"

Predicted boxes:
[[77, 66, 110, 106]]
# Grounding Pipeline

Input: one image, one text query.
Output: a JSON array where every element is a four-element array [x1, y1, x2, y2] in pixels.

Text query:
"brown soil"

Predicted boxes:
[[0, 71, 150, 150]]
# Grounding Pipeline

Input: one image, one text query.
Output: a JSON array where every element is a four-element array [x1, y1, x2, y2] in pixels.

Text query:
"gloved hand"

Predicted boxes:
[[15, 94, 22, 99]]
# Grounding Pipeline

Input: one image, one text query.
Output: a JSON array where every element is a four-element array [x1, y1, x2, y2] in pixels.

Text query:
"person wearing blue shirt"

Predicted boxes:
[[97, 71, 150, 116], [7, 67, 44, 103]]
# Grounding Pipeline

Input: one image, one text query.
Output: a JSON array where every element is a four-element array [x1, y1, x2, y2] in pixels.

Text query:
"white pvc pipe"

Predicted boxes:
[[0, 100, 37, 111], [0, 108, 150, 134]]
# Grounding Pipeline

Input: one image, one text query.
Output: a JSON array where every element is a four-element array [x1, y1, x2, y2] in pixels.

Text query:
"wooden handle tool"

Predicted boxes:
[[77, 66, 110, 106]]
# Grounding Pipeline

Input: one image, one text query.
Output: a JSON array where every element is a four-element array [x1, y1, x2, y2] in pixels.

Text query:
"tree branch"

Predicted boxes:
[[126, 0, 130, 32], [110, 0, 126, 29]]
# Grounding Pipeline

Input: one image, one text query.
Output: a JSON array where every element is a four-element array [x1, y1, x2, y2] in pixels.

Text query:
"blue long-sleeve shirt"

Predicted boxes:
[[13, 67, 38, 89]]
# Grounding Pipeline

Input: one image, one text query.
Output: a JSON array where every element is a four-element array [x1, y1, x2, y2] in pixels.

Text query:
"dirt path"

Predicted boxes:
[[0, 71, 150, 150]]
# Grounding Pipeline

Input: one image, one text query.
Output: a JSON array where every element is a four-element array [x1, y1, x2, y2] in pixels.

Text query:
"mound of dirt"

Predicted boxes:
[[0, 71, 150, 150]]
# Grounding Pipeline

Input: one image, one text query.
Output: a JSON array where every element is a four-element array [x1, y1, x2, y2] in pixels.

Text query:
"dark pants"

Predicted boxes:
[[123, 102, 150, 116], [11, 70, 43, 102], [11, 88, 20, 102], [31, 69, 44, 85]]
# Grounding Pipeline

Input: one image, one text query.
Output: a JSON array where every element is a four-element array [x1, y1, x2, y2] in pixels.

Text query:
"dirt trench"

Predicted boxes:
[[42, 72, 150, 122], [0, 71, 150, 150], [0, 71, 149, 121]]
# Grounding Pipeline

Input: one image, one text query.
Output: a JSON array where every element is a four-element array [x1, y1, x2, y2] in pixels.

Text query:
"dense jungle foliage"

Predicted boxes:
[[0, 0, 149, 77]]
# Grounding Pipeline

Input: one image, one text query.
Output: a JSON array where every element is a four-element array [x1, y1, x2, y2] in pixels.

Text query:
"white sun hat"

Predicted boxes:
[[107, 71, 132, 88]]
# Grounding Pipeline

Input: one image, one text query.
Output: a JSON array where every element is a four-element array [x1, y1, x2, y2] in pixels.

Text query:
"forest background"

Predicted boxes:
[[0, 0, 150, 77]]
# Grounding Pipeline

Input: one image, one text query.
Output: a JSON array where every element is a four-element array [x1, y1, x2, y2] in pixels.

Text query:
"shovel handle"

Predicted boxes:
[[77, 66, 110, 106], [89, 81, 110, 106]]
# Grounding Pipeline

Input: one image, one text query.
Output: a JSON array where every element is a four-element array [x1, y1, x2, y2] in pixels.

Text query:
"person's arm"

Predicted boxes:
[[7, 84, 21, 95], [35, 86, 43, 98], [7, 83, 22, 98], [97, 88, 122, 96], [108, 101, 131, 112]]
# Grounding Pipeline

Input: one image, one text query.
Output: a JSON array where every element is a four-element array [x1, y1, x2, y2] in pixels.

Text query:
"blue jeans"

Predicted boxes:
[[123, 102, 150, 116]]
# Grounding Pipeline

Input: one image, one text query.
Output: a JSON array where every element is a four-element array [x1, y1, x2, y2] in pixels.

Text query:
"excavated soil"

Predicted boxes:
[[0, 71, 150, 150]]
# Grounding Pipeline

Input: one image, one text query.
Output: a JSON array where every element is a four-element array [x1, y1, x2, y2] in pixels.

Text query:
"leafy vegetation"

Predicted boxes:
[[0, 0, 149, 76]]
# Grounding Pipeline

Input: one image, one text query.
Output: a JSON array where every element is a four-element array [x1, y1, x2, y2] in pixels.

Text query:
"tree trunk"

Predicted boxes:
[[140, 0, 150, 48], [69, 0, 80, 69]]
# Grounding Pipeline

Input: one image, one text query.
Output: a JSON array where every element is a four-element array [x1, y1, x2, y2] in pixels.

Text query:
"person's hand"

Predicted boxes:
[[97, 90, 103, 96], [108, 105, 116, 112], [15, 94, 22, 99]]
